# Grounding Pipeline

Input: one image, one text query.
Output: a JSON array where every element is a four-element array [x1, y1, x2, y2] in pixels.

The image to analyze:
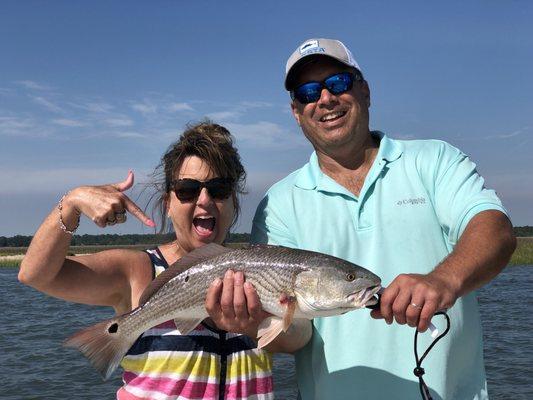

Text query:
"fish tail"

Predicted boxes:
[[63, 316, 136, 380]]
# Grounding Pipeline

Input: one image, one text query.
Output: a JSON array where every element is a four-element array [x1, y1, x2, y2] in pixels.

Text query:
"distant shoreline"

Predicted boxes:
[[2, 238, 532, 268]]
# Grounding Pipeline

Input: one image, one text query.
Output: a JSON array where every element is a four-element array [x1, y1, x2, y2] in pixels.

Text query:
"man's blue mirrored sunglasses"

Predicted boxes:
[[290, 72, 363, 104]]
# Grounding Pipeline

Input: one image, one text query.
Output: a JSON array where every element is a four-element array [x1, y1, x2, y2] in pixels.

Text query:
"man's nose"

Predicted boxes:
[[317, 87, 337, 105]]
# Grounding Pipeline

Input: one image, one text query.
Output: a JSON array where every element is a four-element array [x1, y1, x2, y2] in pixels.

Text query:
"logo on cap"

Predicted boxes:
[[299, 39, 325, 56]]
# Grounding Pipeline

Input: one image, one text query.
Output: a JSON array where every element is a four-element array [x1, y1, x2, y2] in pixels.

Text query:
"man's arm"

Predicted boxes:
[[372, 210, 516, 331]]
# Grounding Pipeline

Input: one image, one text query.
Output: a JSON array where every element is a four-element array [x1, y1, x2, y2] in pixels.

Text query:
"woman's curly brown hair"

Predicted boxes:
[[150, 120, 246, 233]]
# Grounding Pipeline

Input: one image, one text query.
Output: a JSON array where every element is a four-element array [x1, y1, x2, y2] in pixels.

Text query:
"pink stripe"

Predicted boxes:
[[117, 386, 145, 400], [122, 373, 218, 398], [225, 377, 274, 398], [121, 373, 273, 398]]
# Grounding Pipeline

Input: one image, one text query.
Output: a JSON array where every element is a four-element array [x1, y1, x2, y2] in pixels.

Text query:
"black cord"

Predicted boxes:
[[413, 311, 451, 400]]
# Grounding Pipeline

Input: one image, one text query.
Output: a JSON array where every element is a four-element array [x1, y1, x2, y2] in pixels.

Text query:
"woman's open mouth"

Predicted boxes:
[[193, 216, 216, 238]]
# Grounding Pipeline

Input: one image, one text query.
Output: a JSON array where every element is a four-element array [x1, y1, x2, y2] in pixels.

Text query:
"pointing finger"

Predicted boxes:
[[122, 194, 156, 227], [111, 170, 134, 192]]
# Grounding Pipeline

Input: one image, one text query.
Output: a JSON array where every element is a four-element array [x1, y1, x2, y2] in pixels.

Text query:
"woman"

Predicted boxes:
[[19, 122, 274, 400]]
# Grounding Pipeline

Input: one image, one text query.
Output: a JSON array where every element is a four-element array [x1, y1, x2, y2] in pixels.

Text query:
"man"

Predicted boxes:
[[250, 38, 516, 399]]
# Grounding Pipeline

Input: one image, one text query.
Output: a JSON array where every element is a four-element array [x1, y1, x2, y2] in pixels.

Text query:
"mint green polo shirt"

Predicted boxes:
[[251, 132, 507, 400]]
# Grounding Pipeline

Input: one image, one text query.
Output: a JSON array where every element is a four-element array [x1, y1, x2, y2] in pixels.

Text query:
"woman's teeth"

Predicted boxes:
[[193, 217, 216, 235]]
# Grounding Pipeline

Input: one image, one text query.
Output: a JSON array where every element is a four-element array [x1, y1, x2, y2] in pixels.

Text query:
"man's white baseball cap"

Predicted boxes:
[[285, 38, 362, 90]]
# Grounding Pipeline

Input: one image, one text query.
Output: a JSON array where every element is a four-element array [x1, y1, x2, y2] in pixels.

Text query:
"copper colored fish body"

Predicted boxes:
[[64, 244, 381, 379]]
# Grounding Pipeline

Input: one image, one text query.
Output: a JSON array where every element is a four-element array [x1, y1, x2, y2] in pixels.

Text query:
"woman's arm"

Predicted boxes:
[[19, 172, 155, 314]]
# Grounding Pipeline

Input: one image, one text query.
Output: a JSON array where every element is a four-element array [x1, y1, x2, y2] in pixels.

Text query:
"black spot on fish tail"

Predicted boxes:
[[108, 323, 119, 334]]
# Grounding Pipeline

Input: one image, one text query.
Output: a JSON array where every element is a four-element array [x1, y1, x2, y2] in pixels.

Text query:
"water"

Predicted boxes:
[[1, 266, 531, 399]]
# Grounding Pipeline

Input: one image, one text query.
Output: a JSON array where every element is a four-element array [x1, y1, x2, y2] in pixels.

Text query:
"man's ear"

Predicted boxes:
[[362, 80, 371, 108], [291, 101, 302, 126]]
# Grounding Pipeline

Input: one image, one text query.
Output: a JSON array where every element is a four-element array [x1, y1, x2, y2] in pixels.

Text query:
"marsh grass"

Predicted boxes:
[[509, 237, 533, 266], [1, 240, 531, 268]]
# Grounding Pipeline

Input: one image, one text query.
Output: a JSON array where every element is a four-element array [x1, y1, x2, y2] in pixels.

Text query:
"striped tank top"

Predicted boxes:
[[117, 248, 274, 400]]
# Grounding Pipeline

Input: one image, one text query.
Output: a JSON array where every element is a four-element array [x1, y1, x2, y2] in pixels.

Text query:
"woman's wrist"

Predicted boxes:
[[58, 191, 81, 235]]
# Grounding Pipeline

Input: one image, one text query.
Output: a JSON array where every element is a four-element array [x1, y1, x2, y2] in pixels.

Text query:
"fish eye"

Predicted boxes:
[[346, 273, 355, 282]]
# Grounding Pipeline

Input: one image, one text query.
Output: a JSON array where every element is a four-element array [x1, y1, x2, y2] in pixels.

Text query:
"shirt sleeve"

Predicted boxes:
[[426, 141, 508, 245], [250, 192, 298, 247]]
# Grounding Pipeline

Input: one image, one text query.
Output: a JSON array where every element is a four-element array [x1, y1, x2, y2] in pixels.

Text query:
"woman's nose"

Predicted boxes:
[[196, 187, 212, 205]]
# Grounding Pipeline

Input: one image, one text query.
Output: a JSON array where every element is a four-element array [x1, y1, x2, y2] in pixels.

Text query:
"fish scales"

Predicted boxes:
[[122, 249, 303, 335], [64, 244, 381, 379]]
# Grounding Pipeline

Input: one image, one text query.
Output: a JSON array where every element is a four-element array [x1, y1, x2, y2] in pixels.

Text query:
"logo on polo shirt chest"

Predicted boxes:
[[396, 197, 426, 206]]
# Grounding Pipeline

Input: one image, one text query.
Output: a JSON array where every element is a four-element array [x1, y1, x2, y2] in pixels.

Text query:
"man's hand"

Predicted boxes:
[[205, 269, 270, 338], [370, 271, 458, 332]]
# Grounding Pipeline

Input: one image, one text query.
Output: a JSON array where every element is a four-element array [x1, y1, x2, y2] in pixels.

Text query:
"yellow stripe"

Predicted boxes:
[[121, 350, 273, 379], [121, 352, 220, 377], [227, 351, 273, 379]]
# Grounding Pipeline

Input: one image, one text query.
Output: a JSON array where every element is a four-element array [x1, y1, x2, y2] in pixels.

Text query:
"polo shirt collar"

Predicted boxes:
[[294, 131, 402, 192]]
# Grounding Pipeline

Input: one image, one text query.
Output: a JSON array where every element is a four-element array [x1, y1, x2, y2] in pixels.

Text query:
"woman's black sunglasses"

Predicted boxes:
[[290, 71, 363, 104], [170, 177, 234, 202]]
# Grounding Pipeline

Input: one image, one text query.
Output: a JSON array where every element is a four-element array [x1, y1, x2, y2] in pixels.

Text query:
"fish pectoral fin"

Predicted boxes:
[[282, 297, 296, 332], [277, 292, 297, 331], [256, 296, 297, 349], [173, 318, 204, 335], [257, 316, 285, 349]]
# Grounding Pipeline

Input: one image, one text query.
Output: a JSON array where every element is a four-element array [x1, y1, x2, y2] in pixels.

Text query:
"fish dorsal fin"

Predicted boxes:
[[177, 242, 234, 266], [139, 243, 235, 305]]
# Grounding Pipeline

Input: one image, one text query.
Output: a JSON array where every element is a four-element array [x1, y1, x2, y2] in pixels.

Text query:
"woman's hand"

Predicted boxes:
[[205, 270, 270, 338], [63, 171, 155, 228]]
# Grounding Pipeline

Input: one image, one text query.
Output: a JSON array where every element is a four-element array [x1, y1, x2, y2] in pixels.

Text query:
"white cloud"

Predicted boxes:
[[455, 127, 530, 142], [207, 111, 242, 121], [131, 101, 157, 115], [240, 101, 273, 109], [72, 101, 115, 114], [490, 129, 525, 140], [114, 131, 146, 138], [168, 102, 194, 112], [227, 121, 307, 149], [0, 116, 36, 136], [30, 95, 64, 113], [15, 80, 51, 91], [105, 117, 134, 127], [0, 167, 153, 194], [52, 118, 87, 127]]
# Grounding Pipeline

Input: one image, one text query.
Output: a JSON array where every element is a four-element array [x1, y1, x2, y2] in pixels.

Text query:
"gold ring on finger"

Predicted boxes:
[[115, 213, 127, 223], [410, 302, 423, 310]]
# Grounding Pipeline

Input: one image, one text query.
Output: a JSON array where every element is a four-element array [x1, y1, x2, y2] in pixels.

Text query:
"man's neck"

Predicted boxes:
[[316, 132, 379, 196]]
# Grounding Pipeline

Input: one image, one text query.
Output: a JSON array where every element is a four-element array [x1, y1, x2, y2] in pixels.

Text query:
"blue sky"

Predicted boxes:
[[1, 1, 532, 235]]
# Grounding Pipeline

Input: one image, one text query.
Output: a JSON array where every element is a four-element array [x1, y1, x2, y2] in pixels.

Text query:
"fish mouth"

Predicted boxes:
[[347, 285, 382, 308]]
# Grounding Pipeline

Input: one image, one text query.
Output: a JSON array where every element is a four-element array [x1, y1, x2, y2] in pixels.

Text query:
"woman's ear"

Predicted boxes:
[[164, 194, 171, 217]]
